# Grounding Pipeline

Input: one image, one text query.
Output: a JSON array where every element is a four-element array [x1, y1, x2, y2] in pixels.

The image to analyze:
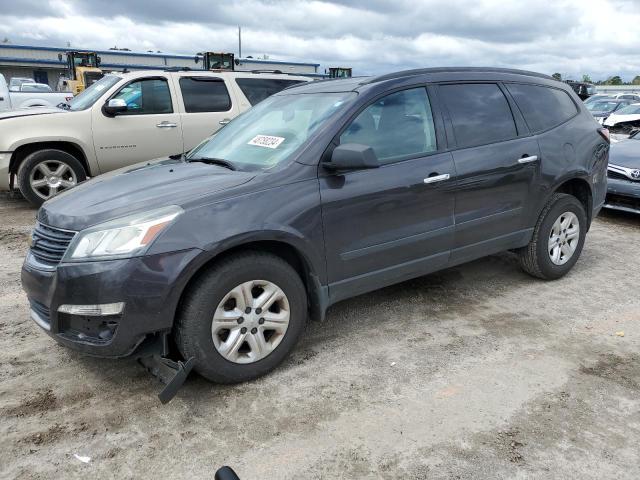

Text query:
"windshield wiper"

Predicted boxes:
[[187, 157, 237, 171]]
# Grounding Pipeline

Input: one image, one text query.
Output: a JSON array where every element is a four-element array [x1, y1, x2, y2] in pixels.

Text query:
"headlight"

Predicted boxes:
[[63, 205, 183, 261]]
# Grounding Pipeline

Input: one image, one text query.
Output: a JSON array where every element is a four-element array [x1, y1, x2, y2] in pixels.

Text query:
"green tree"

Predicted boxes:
[[632, 76, 640, 85], [552, 73, 562, 81], [582, 74, 593, 83], [607, 76, 623, 85]]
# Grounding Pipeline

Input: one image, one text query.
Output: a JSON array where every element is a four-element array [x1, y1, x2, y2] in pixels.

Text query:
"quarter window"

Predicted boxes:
[[110, 78, 173, 115], [235, 78, 305, 105], [439, 83, 517, 148], [179, 77, 231, 113], [506, 83, 578, 133], [340, 88, 437, 164]]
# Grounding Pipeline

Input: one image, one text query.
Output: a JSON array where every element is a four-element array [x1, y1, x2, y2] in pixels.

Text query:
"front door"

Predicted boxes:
[[319, 87, 456, 303], [91, 76, 183, 173], [436, 82, 540, 263]]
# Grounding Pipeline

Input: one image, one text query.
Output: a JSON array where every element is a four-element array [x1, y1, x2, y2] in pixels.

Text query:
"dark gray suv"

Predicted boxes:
[[22, 68, 609, 388]]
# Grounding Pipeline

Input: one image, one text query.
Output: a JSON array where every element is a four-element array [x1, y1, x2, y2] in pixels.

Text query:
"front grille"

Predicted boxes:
[[30, 222, 76, 266], [608, 170, 630, 181]]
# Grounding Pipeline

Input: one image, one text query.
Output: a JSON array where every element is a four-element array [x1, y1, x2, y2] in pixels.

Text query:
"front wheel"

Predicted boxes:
[[519, 193, 587, 280], [17, 149, 86, 207], [175, 252, 308, 383]]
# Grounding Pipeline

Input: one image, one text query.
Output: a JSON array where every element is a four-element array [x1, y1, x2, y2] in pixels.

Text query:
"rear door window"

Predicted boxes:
[[235, 78, 305, 105], [439, 83, 517, 148], [179, 77, 231, 113], [505, 83, 578, 133]]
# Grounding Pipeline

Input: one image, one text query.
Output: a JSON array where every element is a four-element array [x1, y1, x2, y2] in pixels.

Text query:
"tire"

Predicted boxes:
[[175, 252, 307, 383], [519, 193, 587, 280], [17, 149, 86, 207]]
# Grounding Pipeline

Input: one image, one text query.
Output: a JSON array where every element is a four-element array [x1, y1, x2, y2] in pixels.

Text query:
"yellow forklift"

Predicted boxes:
[[56, 51, 104, 95], [196, 52, 236, 71]]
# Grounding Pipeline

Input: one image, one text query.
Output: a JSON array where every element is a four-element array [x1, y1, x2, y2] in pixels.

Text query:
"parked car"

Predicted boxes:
[[0, 69, 311, 206], [605, 130, 640, 213], [21, 67, 608, 390], [0, 73, 72, 111], [615, 93, 640, 102], [565, 80, 597, 100], [584, 93, 613, 105], [603, 103, 640, 133], [586, 98, 632, 124], [8, 76, 36, 91]]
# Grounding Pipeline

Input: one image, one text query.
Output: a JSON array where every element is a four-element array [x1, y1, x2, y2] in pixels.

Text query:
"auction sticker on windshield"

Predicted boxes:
[[248, 135, 285, 149]]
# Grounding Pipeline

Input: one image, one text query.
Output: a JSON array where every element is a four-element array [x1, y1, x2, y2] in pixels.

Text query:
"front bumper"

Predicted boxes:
[[0, 152, 11, 191], [21, 248, 201, 357], [605, 177, 640, 214]]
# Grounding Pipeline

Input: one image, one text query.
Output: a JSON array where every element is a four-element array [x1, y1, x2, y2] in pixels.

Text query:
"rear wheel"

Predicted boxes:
[[175, 252, 307, 383], [17, 149, 86, 206], [519, 193, 587, 280]]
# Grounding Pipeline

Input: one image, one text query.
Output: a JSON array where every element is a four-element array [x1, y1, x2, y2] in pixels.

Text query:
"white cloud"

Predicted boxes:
[[0, 0, 639, 81]]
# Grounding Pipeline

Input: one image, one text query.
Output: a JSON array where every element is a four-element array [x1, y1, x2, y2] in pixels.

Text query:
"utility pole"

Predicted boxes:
[[238, 26, 242, 59]]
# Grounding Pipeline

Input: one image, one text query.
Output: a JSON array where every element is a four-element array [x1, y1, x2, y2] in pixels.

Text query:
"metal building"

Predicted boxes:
[[0, 44, 321, 88]]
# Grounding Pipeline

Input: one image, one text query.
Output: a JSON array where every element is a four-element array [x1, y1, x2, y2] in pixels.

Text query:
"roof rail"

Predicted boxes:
[[164, 66, 192, 72], [250, 69, 283, 74], [362, 67, 554, 85]]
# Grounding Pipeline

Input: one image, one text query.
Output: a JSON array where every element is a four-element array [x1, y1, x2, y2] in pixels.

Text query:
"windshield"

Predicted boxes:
[[615, 104, 640, 115], [587, 101, 619, 112], [187, 91, 356, 171], [67, 74, 121, 111]]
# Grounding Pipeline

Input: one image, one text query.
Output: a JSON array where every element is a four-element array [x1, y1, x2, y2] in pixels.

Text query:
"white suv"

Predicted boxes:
[[0, 69, 310, 206]]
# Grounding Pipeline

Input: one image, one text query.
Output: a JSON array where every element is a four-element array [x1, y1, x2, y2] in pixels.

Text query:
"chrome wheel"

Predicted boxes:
[[211, 280, 290, 364], [29, 160, 77, 200], [548, 211, 580, 266]]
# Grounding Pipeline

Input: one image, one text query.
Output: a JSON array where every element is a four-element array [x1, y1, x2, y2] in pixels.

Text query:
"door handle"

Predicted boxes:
[[156, 121, 177, 128], [423, 173, 450, 184], [219, 118, 231, 126], [518, 155, 538, 164]]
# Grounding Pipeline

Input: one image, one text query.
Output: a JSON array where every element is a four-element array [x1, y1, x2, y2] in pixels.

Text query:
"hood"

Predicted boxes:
[[0, 107, 66, 120], [609, 138, 640, 169], [38, 157, 255, 230], [605, 113, 640, 125]]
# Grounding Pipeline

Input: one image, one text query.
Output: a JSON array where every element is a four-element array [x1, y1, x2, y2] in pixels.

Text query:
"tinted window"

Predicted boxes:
[[179, 77, 231, 112], [506, 83, 578, 132], [236, 78, 305, 105], [440, 83, 517, 148], [340, 88, 437, 164], [111, 78, 172, 114]]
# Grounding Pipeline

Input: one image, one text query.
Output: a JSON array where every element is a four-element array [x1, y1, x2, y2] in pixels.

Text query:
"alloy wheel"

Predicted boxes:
[[29, 160, 77, 200]]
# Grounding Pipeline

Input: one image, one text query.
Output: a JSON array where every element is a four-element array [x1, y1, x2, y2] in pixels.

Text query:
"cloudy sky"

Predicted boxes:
[[1, 0, 639, 80]]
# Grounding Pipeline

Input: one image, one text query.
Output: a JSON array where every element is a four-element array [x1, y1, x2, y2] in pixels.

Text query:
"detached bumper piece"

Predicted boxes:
[[136, 335, 195, 404]]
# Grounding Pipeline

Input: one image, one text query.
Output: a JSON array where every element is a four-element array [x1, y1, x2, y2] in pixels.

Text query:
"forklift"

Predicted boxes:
[[56, 51, 104, 95], [328, 67, 352, 78], [196, 52, 236, 71]]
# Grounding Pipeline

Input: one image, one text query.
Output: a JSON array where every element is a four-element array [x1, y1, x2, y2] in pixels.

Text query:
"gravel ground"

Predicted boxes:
[[0, 194, 639, 480]]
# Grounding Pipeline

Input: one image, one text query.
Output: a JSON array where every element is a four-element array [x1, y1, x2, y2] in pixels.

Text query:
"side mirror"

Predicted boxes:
[[102, 98, 128, 117], [325, 143, 379, 170]]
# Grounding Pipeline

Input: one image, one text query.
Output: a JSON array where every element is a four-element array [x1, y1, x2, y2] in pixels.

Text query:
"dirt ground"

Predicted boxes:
[[1, 194, 639, 480]]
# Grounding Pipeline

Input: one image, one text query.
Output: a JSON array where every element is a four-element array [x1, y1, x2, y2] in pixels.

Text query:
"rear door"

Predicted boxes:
[[174, 75, 239, 151], [91, 75, 183, 172], [320, 86, 456, 302], [437, 82, 540, 263]]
